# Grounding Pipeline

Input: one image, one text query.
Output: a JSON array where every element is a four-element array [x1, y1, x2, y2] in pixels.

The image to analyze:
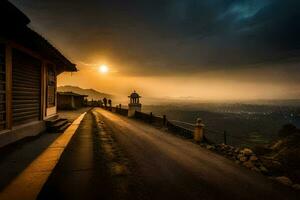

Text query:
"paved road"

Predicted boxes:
[[38, 108, 298, 200]]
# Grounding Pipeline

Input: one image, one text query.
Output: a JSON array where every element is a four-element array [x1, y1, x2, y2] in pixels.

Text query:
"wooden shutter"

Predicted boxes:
[[0, 44, 5, 131], [12, 49, 41, 126], [47, 64, 56, 108]]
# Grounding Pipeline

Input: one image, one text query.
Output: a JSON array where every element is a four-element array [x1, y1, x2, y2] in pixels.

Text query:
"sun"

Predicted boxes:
[[98, 65, 109, 74]]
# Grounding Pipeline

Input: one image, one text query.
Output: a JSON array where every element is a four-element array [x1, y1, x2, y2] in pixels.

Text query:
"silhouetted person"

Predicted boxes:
[[103, 97, 107, 108], [108, 99, 112, 109], [98, 100, 103, 107]]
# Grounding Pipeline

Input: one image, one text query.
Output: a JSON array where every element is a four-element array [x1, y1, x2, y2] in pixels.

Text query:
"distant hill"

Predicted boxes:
[[58, 85, 114, 101]]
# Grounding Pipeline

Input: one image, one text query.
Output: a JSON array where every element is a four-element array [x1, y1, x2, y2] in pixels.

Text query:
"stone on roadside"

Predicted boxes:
[[272, 160, 282, 167], [243, 161, 254, 168], [249, 155, 258, 161], [239, 156, 247, 162], [271, 140, 283, 150], [292, 184, 300, 190], [242, 148, 253, 156], [234, 148, 240, 153], [259, 166, 268, 174], [275, 176, 293, 186], [200, 143, 206, 148], [251, 167, 260, 172], [206, 145, 215, 150]]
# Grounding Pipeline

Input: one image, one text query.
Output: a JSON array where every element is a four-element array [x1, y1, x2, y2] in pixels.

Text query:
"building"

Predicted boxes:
[[128, 91, 142, 117], [0, 1, 77, 147], [57, 92, 88, 110]]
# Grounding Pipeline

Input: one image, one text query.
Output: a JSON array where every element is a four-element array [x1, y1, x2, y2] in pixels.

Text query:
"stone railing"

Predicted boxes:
[[114, 107, 128, 116], [134, 111, 200, 140], [134, 111, 165, 126], [165, 120, 193, 139], [108, 107, 233, 144], [109, 108, 206, 142]]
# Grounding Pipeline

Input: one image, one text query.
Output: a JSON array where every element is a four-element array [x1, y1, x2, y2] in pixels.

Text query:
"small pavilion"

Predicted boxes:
[[128, 91, 142, 117], [128, 91, 141, 104]]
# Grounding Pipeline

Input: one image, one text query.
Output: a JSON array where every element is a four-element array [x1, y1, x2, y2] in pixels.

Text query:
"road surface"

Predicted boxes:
[[38, 108, 298, 200]]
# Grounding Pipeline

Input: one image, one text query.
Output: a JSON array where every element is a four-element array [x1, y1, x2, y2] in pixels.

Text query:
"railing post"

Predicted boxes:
[[194, 118, 204, 143], [163, 115, 167, 126], [223, 131, 227, 145]]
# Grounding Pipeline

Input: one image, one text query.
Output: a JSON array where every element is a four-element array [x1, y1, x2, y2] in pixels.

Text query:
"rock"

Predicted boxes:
[[227, 145, 234, 150], [260, 158, 283, 174], [254, 161, 261, 167], [234, 148, 240, 153], [200, 143, 206, 148], [275, 176, 293, 186], [239, 156, 248, 162], [271, 140, 283, 150], [243, 161, 254, 169], [268, 177, 275, 180], [242, 148, 253, 156], [259, 166, 269, 174], [272, 160, 282, 166], [251, 167, 261, 172], [292, 184, 300, 190], [235, 160, 241, 165], [249, 155, 258, 161], [206, 145, 215, 150]]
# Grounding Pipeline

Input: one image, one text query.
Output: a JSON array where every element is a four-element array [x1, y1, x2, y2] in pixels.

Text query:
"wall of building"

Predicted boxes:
[[57, 95, 74, 110], [0, 39, 59, 147], [74, 96, 84, 108], [57, 95, 86, 110]]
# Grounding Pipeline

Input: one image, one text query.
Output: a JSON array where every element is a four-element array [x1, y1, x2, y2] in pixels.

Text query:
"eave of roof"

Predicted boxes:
[[24, 27, 77, 72], [0, 1, 77, 72]]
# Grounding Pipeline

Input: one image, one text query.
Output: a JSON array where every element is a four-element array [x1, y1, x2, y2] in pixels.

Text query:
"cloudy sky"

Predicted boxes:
[[11, 0, 300, 100]]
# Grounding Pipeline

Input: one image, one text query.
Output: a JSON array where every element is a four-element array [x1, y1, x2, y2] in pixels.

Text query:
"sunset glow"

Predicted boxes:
[[98, 65, 109, 74]]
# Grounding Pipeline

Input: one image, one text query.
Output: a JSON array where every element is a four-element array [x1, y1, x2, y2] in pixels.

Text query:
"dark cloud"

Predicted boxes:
[[10, 0, 300, 76]]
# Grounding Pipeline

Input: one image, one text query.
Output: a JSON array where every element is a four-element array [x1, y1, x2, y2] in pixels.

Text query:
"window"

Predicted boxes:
[[47, 64, 56, 108]]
